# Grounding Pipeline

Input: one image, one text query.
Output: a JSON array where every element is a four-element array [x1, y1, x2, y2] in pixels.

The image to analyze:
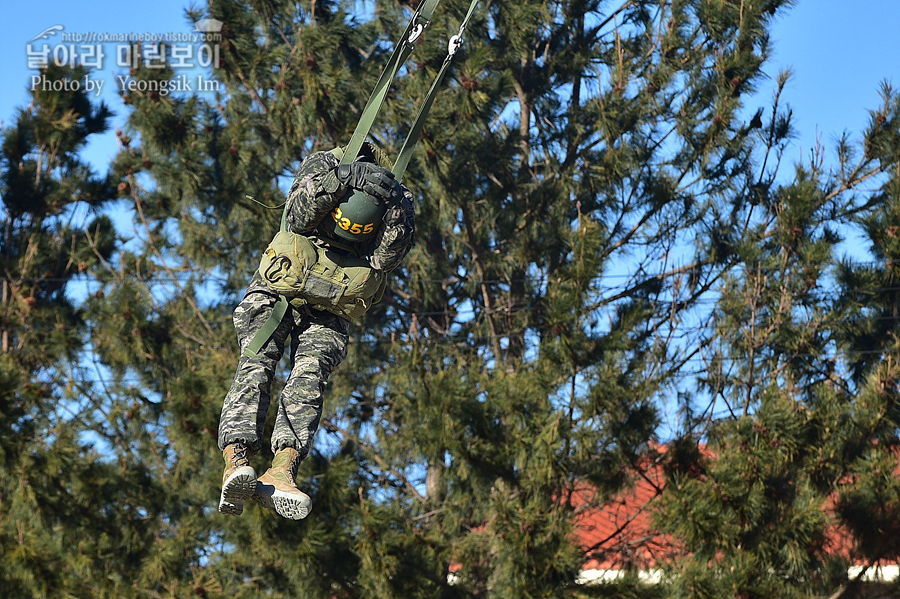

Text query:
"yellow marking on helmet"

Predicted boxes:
[[332, 207, 375, 236]]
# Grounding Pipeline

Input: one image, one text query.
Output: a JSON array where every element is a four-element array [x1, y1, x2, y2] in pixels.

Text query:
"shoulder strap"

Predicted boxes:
[[342, 0, 443, 165]]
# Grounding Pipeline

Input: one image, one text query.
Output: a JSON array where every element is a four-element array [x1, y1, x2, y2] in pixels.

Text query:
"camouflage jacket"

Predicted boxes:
[[247, 151, 415, 295]]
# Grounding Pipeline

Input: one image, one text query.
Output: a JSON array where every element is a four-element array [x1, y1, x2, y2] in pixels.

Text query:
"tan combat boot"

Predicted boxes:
[[253, 447, 311, 520], [218, 443, 257, 516]]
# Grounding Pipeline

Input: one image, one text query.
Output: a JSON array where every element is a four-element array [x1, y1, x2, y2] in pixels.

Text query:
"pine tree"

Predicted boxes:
[[656, 67, 900, 599], [0, 64, 172, 597], [16, 1, 900, 598], [826, 83, 900, 595], [92, 0, 825, 597]]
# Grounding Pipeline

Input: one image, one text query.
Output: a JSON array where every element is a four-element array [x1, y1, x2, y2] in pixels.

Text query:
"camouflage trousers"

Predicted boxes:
[[218, 289, 349, 458]]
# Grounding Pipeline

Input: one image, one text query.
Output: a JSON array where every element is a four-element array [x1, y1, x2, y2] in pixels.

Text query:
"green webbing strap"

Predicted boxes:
[[392, 0, 481, 181], [342, 0, 442, 165], [243, 294, 289, 358]]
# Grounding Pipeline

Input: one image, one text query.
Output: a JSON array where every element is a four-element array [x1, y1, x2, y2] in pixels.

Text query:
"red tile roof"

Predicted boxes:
[[569, 448, 895, 572], [570, 463, 674, 571]]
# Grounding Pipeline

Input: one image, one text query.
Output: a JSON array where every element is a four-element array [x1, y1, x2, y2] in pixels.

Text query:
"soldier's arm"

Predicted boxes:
[[284, 151, 347, 234], [369, 188, 415, 273]]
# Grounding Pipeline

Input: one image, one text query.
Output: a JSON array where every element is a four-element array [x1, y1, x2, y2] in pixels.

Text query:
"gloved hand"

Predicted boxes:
[[334, 162, 397, 204]]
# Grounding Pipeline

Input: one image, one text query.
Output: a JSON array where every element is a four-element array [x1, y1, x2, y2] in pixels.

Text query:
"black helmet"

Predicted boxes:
[[328, 141, 393, 242]]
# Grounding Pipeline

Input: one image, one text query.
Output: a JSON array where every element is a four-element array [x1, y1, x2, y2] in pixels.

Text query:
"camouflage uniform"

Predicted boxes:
[[218, 150, 415, 458]]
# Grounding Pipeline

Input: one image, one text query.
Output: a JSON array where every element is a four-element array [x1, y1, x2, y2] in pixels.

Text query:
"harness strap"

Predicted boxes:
[[393, 0, 480, 181], [242, 294, 289, 358], [342, 0, 443, 165]]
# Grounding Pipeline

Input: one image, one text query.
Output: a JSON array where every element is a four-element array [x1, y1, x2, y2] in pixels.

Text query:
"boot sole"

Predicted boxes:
[[219, 467, 257, 516], [253, 480, 311, 520], [218, 496, 244, 516]]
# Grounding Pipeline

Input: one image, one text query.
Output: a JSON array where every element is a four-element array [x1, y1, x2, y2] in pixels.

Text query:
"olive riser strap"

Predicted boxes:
[[342, 0, 443, 166], [393, 0, 481, 181]]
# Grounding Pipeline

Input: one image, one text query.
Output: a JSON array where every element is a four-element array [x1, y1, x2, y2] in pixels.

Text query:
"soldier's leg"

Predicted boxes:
[[274, 308, 349, 456], [218, 290, 292, 452], [217, 290, 291, 515], [254, 308, 348, 519]]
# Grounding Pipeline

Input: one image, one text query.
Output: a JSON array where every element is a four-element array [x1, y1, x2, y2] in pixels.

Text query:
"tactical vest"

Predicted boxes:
[[242, 171, 388, 358], [258, 230, 385, 320]]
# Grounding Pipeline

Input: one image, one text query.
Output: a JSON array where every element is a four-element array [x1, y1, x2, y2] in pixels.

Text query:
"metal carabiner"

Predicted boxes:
[[447, 33, 462, 56], [408, 23, 424, 44]]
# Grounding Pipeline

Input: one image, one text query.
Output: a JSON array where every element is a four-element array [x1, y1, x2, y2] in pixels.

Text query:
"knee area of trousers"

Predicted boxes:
[[283, 374, 323, 396]]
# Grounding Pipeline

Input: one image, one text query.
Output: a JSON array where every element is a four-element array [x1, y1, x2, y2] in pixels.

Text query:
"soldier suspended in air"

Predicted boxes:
[[215, 0, 477, 520], [217, 142, 414, 519]]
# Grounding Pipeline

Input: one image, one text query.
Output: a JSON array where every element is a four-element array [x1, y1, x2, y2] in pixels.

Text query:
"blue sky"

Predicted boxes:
[[1, 1, 898, 175], [1, 0, 195, 168]]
